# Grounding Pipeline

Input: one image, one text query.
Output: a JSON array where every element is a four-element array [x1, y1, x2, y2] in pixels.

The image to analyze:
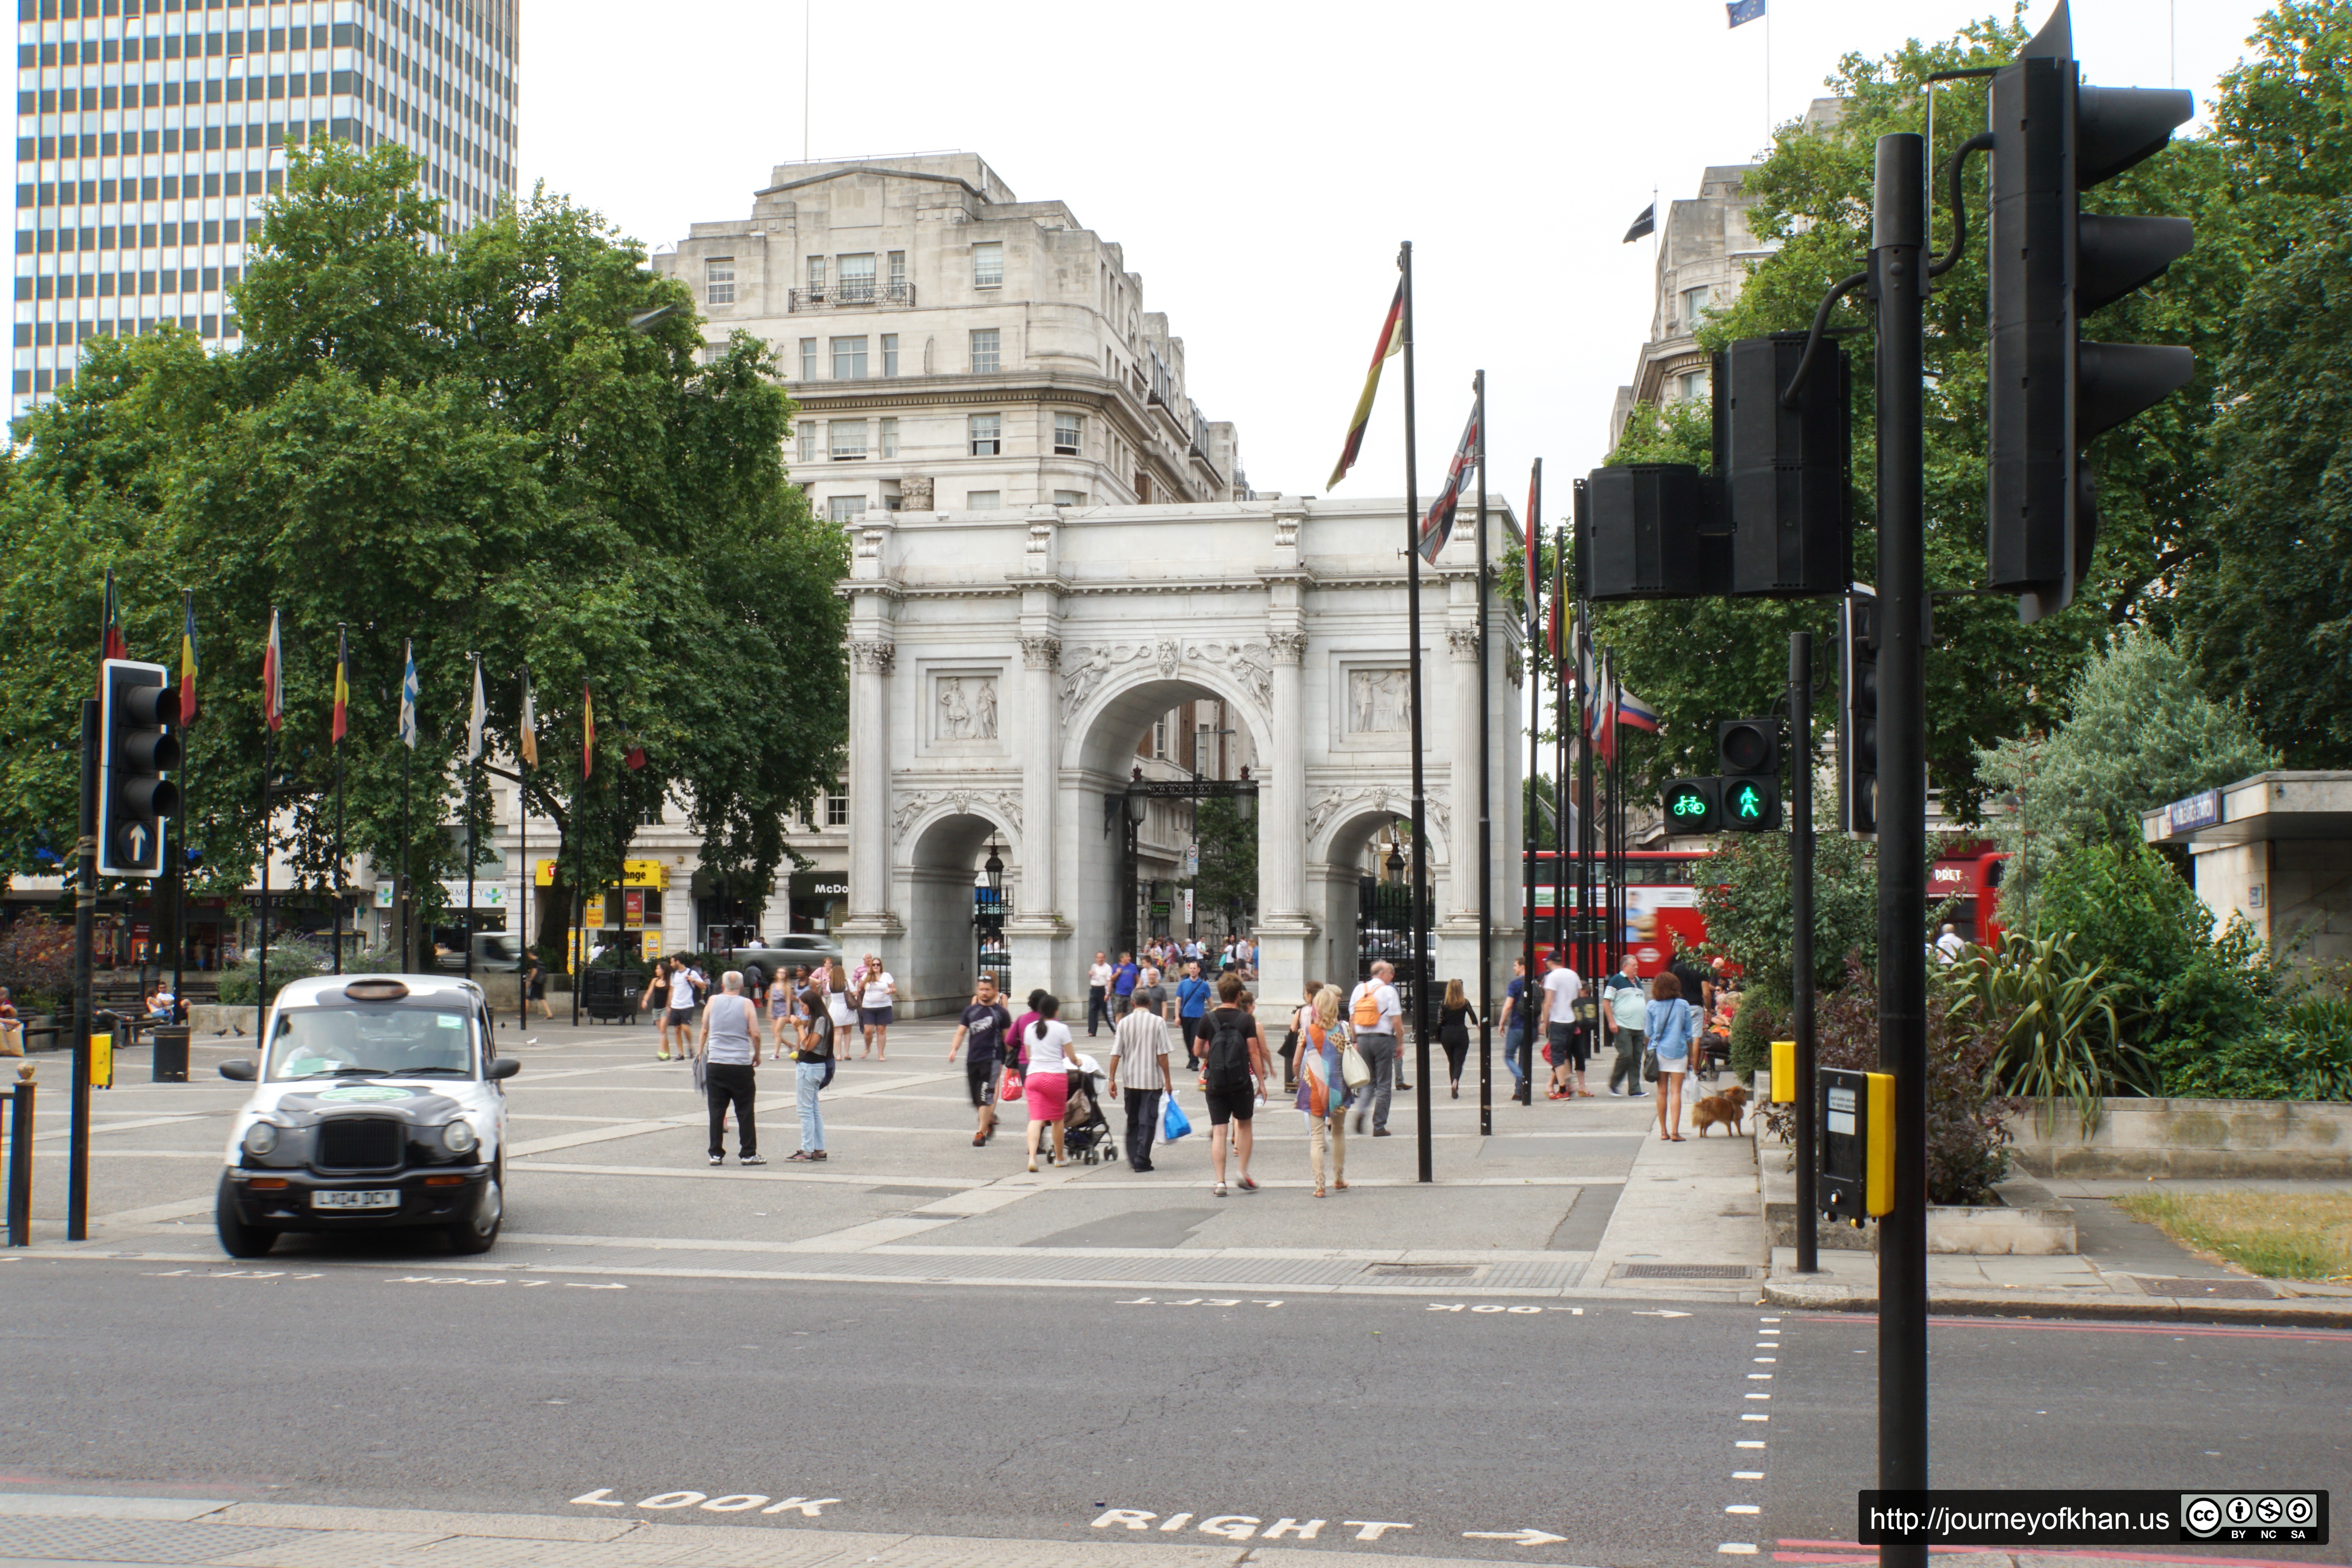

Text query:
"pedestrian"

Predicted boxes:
[[1345, 960, 1403, 1137], [1602, 953, 1649, 1098], [641, 960, 672, 1059], [1670, 945, 1716, 1018], [1175, 959, 1214, 1068], [1500, 956, 1531, 1102], [0, 985, 20, 1056], [669, 957, 704, 1061], [1131, 964, 1170, 1039], [856, 952, 896, 1060], [1108, 975, 1175, 1172], [1541, 949, 1586, 1101], [1111, 951, 1140, 1017], [1646, 970, 1698, 1141], [1437, 978, 1478, 1099], [949, 975, 1014, 1147], [1295, 985, 1352, 1198], [768, 965, 804, 1061], [521, 951, 552, 1020], [1199, 975, 1265, 1196], [1087, 951, 1113, 1036], [1019, 993, 1076, 1173], [789, 968, 835, 1161], [695, 970, 765, 1167], [1935, 923, 1966, 965], [1282, 979, 1320, 1093]]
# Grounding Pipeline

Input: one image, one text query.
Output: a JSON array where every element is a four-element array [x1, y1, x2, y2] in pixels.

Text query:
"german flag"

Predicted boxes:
[[179, 593, 200, 725], [1327, 281, 1404, 490]]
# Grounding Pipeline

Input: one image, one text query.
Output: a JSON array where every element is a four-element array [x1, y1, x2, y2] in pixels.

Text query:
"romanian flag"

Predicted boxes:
[[1418, 398, 1480, 564], [518, 670, 538, 769], [178, 593, 199, 725], [581, 682, 594, 779], [262, 608, 283, 733], [331, 626, 349, 744], [1327, 281, 1404, 490]]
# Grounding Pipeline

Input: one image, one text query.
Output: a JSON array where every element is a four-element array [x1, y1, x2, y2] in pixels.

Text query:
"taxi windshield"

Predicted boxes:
[[265, 1006, 477, 1081]]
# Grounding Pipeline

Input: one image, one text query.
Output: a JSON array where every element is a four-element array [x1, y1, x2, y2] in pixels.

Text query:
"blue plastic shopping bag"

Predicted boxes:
[[1161, 1090, 1193, 1142]]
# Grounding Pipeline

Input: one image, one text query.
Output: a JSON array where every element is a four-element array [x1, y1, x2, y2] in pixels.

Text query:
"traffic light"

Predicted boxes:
[[1582, 463, 1729, 601], [1717, 717, 1780, 831], [1719, 334, 1851, 597], [1986, 2, 2195, 623], [99, 658, 179, 878], [1662, 777, 1721, 834], [1839, 589, 1878, 835]]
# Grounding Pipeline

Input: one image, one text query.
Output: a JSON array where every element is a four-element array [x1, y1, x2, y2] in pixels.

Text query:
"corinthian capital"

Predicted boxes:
[[848, 640, 897, 675], [1266, 630, 1308, 665], [1020, 635, 1063, 670]]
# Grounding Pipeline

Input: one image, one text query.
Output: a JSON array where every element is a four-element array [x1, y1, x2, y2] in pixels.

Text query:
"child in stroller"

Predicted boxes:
[[1061, 1053, 1118, 1165]]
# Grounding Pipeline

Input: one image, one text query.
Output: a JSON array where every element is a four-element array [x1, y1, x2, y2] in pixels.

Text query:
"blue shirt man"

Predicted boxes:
[[1112, 954, 1141, 1013]]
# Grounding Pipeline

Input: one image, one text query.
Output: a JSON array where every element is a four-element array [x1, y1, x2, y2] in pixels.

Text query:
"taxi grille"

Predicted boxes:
[[316, 1116, 404, 1171]]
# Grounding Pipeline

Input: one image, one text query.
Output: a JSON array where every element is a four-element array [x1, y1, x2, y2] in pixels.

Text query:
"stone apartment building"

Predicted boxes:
[[651, 151, 1246, 524]]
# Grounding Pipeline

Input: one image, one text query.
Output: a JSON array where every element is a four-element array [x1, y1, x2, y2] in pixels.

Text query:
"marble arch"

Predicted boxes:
[[838, 498, 1522, 1016]]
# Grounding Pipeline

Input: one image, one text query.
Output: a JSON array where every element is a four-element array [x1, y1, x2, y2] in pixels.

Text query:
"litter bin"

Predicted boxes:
[[151, 1025, 190, 1083]]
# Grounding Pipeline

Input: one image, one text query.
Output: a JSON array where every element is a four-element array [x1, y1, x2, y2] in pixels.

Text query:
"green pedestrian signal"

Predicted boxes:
[[1730, 783, 1765, 820], [1719, 776, 1781, 832], [1662, 778, 1721, 834]]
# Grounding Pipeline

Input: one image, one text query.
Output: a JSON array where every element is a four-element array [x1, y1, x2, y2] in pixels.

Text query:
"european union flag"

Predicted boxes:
[[1727, 0, 1766, 26]]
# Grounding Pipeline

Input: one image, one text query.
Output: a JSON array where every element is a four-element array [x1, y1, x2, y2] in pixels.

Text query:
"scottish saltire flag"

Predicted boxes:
[[398, 641, 419, 751], [1727, 0, 1765, 27]]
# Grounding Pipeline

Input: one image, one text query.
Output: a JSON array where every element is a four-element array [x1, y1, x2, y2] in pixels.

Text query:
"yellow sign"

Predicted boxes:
[[90, 1030, 113, 1090], [536, 858, 668, 890], [584, 896, 606, 929], [1770, 1040, 1796, 1103], [642, 933, 663, 961]]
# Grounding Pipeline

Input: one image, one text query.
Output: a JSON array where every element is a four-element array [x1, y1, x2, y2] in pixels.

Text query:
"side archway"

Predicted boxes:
[[1308, 802, 1451, 1002], [894, 808, 1020, 1018]]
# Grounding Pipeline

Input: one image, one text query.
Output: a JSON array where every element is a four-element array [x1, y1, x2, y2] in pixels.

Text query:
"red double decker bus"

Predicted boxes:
[[1523, 849, 1716, 979]]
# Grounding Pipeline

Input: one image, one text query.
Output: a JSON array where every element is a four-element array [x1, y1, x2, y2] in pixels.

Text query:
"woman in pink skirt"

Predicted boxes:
[[1020, 992, 1075, 1172]]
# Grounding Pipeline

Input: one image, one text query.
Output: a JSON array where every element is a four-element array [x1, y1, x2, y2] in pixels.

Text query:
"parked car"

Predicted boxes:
[[433, 932, 522, 972], [214, 973, 517, 1258], [724, 935, 846, 987]]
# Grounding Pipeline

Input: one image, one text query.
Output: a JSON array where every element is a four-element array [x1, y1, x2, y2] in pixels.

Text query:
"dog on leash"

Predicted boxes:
[[1689, 1082, 1751, 1137]]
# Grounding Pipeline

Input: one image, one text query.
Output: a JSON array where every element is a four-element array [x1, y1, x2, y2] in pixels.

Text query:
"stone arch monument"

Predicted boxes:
[[839, 498, 1522, 1015]]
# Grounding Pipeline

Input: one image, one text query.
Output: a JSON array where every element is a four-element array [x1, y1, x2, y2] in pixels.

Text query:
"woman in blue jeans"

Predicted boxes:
[[1644, 971, 1698, 1141], [790, 978, 835, 1162]]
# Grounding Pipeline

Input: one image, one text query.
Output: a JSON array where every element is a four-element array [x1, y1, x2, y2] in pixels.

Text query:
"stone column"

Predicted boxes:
[[1006, 630, 1069, 998], [842, 636, 895, 926], [1253, 627, 1315, 1012], [1437, 622, 1485, 984]]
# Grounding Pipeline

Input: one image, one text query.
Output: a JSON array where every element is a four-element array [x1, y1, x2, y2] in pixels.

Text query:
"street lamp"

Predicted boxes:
[[1385, 836, 1406, 882], [983, 836, 1004, 893]]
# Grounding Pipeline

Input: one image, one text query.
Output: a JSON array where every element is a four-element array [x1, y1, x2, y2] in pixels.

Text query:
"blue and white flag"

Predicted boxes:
[[1727, 0, 1765, 26], [399, 641, 419, 751]]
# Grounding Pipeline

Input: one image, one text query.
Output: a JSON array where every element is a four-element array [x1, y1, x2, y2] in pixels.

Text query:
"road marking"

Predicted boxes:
[[1733, 1472, 1765, 1480], [1747, 1373, 1773, 1380], [30, 1114, 205, 1142], [1463, 1527, 1569, 1545], [1718, 1545, 1760, 1555], [1427, 1303, 1551, 1313], [1753, 1356, 1776, 1363], [1725, 1504, 1760, 1514], [569, 1489, 836, 1516], [1736, 1441, 1766, 1449], [1117, 1297, 1284, 1308], [1091, 1511, 1409, 1542], [1741, 1414, 1768, 1422], [1631, 1309, 1691, 1317]]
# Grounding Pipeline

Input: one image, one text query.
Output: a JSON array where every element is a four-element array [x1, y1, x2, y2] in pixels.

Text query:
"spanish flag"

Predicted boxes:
[[1327, 281, 1404, 490], [331, 625, 349, 744], [581, 681, 594, 779], [179, 592, 200, 725]]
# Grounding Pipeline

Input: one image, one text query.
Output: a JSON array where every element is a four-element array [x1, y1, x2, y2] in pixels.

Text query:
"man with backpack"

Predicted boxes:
[[1198, 975, 1267, 1196], [1346, 961, 1403, 1137]]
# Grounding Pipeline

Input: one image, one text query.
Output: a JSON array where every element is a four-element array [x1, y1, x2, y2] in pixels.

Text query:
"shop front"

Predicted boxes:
[[788, 870, 847, 935], [539, 857, 667, 972]]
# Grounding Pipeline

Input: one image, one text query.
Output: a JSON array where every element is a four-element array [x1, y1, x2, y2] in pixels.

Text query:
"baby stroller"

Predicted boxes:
[[1062, 1053, 1118, 1165]]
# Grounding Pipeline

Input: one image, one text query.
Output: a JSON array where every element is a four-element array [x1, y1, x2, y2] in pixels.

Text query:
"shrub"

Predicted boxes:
[[1727, 987, 1782, 1084], [2153, 997, 2352, 1102], [1954, 929, 2145, 1127], [215, 943, 328, 1009], [1697, 832, 1878, 999], [0, 915, 74, 1014]]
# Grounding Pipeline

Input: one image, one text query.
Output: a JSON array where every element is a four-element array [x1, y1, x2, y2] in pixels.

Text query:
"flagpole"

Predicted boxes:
[[1554, 529, 1570, 1006], [173, 591, 190, 1013], [1398, 241, 1433, 1186], [1473, 370, 1493, 1139], [518, 690, 529, 1032], [1520, 460, 1541, 1106], [401, 744, 411, 973], [331, 623, 346, 977], [256, 727, 271, 1040], [466, 653, 479, 985], [1575, 589, 1593, 999]]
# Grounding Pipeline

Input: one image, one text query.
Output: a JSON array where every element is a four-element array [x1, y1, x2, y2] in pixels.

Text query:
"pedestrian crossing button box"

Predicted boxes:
[[1819, 1067, 1893, 1224]]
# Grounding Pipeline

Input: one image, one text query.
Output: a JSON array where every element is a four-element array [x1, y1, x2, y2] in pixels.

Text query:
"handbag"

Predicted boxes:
[[1341, 1040, 1373, 1090], [1161, 1090, 1193, 1142], [1000, 1066, 1024, 1100], [1642, 1045, 1661, 1083]]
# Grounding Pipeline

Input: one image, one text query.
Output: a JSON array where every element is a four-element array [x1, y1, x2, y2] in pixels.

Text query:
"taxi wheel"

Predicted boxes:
[[215, 1176, 279, 1258], [445, 1159, 503, 1255]]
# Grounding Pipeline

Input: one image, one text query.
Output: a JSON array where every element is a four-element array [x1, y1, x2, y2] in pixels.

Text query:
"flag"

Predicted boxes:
[[1622, 203, 1656, 244], [465, 657, 486, 764], [581, 682, 595, 779], [398, 641, 418, 751], [330, 626, 349, 744], [1616, 684, 1661, 734], [262, 608, 283, 733], [178, 593, 199, 725], [517, 671, 538, 769], [1727, 0, 1765, 26], [1418, 398, 1480, 564], [1523, 466, 1541, 620], [1327, 280, 1405, 490]]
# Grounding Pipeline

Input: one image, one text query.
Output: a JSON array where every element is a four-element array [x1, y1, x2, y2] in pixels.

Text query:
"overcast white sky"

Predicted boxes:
[[519, 0, 2273, 517]]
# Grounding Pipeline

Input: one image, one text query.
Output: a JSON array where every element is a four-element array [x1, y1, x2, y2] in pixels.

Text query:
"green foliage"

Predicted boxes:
[[1696, 831, 1878, 998], [1727, 986, 1781, 1083], [1953, 930, 2142, 1127], [1980, 632, 2274, 923], [1187, 794, 1259, 929], [216, 942, 328, 1008], [2154, 997, 2352, 1102], [0, 144, 846, 931]]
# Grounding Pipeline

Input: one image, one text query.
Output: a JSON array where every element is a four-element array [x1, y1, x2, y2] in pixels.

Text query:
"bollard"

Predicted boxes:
[[4, 1069, 33, 1247]]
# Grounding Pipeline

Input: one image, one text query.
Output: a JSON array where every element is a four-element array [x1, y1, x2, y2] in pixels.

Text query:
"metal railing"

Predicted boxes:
[[788, 281, 915, 311]]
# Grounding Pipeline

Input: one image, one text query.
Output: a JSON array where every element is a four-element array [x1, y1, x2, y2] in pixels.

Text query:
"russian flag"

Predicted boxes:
[[1616, 685, 1660, 734]]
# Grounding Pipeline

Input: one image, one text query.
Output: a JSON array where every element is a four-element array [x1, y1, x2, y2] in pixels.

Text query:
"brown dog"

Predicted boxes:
[[1689, 1082, 1751, 1137]]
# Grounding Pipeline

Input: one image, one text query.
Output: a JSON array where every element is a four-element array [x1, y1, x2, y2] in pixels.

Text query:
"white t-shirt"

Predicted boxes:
[[1935, 931, 1966, 964], [1025, 1018, 1074, 1076], [1089, 962, 1114, 989], [861, 971, 896, 1009], [1543, 967, 1583, 1023], [1350, 980, 1402, 1036]]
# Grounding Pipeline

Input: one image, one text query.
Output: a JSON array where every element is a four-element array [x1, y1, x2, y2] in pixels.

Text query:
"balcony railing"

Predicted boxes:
[[789, 281, 915, 311]]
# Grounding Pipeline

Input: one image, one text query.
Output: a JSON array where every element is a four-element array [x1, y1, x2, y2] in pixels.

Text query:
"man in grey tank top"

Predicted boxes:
[[697, 971, 767, 1166]]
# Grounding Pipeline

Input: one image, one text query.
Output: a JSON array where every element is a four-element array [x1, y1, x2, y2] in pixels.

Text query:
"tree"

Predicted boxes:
[[1979, 631, 2273, 924], [0, 145, 847, 948], [1695, 830, 1879, 1001], [1186, 794, 1258, 936]]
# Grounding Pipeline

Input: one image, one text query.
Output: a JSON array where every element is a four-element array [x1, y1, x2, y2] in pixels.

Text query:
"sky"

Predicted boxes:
[[518, 0, 2276, 519]]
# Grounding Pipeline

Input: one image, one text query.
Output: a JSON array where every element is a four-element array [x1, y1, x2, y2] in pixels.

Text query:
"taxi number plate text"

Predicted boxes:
[[314, 1189, 400, 1211]]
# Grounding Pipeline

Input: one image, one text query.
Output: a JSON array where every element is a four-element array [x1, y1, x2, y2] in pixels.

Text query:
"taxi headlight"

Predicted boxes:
[[441, 1119, 479, 1156], [242, 1122, 279, 1158]]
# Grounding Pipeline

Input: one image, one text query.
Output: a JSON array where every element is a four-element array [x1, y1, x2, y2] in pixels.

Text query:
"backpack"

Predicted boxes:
[[1203, 1007, 1253, 1093], [1351, 984, 1383, 1030]]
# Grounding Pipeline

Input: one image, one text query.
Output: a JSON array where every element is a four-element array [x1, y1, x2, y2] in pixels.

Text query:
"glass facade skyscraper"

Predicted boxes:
[[12, 0, 517, 425]]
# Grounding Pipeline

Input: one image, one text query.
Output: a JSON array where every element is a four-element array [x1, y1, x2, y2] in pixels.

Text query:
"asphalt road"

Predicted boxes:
[[5, 1258, 2349, 1566]]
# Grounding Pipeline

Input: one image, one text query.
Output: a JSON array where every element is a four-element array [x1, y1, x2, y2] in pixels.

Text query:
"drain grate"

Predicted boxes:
[[1615, 1263, 1758, 1280], [2132, 1276, 2277, 1300], [1364, 1263, 1477, 1277]]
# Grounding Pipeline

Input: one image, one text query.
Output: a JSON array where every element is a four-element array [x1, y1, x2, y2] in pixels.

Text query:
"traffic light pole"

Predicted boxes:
[[1789, 631, 1818, 1276], [69, 698, 96, 1243], [1871, 131, 1930, 1566]]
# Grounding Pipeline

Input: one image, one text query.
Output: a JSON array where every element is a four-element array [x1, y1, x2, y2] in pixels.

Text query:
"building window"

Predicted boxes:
[[968, 413, 1001, 456], [830, 419, 868, 459], [1681, 284, 1710, 329], [887, 250, 906, 297], [972, 241, 1002, 288], [880, 417, 899, 458], [1053, 412, 1083, 455], [881, 333, 899, 377], [1152, 718, 1168, 758], [825, 789, 848, 827], [1677, 369, 1709, 401], [828, 495, 867, 522], [837, 252, 875, 302], [807, 255, 826, 295], [970, 328, 1000, 375], [799, 338, 817, 379], [965, 491, 1001, 510], [831, 335, 868, 379], [1055, 489, 1087, 507], [705, 256, 734, 305], [797, 424, 815, 463]]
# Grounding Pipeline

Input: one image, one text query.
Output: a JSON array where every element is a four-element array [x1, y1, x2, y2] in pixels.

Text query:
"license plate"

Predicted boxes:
[[313, 1189, 401, 1211]]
